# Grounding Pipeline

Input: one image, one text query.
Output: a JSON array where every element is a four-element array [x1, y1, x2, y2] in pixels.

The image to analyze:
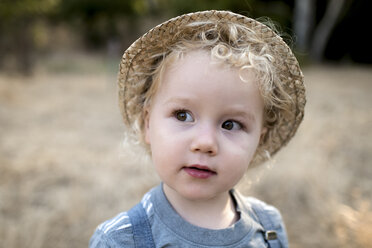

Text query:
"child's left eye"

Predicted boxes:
[[174, 110, 194, 122], [222, 120, 242, 130]]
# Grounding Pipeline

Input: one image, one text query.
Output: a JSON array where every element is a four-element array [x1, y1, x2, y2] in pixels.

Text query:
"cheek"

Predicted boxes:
[[148, 123, 182, 162], [219, 153, 249, 188], [223, 134, 261, 170], [229, 132, 261, 155], [227, 151, 251, 171], [145, 111, 166, 146]]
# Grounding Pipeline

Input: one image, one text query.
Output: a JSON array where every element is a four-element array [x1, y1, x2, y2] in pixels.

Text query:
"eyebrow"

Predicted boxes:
[[163, 97, 193, 106], [228, 109, 257, 123]]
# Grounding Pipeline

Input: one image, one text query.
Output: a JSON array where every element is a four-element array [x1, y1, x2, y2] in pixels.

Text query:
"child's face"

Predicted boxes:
[[144, 50, 266, 201]]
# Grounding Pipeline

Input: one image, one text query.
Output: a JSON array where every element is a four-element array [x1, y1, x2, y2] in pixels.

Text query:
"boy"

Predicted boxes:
[[90, 10, 305, 247]]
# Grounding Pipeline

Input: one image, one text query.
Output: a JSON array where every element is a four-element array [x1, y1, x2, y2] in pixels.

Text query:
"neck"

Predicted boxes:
[[163, 184, 238, 229]]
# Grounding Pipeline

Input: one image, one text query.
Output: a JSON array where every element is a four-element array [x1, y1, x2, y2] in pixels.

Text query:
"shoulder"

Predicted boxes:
[[246, 197, 284, 226], [89, 211, 135, 248], [235, 192, 289, 247], [234, 191, 284, 223], [89, 191, 156, 248]]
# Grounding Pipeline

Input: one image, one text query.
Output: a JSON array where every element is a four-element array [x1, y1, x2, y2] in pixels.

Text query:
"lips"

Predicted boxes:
[[183, 164, 216, 179]]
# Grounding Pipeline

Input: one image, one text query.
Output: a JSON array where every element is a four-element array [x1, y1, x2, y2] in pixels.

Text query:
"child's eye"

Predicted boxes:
[[222, 120, 243, 130], [174, 110, 194, 122]]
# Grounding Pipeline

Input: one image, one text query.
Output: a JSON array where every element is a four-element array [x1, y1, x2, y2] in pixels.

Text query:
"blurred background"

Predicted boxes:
[[0, 0, 371, 247]]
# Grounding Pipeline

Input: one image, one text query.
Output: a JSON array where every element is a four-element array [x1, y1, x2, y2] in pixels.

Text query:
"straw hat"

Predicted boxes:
[[118, 10, 305, 165]]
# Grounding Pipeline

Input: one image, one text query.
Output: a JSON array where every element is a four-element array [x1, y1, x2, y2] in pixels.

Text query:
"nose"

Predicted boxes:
[[190, 123, 218, 155]]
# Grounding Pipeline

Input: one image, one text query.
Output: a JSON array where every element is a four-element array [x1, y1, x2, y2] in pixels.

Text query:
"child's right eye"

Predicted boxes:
[[174, 110, 194, 122]]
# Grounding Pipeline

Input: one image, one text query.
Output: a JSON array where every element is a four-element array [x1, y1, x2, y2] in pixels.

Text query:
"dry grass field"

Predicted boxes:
[[0, 54, 371, 247]]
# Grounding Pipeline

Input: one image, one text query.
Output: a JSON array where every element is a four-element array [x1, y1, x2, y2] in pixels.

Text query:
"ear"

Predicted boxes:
[[259, 126, 268, 145], [143, 107, 151, 145]]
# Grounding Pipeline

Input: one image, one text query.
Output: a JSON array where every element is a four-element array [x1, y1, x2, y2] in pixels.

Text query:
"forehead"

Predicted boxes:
[[163, 49, 239, 86], [152, 49, 264, 113], [161, 49, 258, 92]]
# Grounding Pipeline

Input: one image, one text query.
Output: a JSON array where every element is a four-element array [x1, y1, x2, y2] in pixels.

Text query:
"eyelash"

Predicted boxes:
[[222, 119, 246, 131], [172, 109, 194, 122]]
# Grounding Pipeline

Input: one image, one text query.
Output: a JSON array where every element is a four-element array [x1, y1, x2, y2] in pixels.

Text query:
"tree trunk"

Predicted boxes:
[[293, 0, 316, 52], [310, 0, 346, 61]]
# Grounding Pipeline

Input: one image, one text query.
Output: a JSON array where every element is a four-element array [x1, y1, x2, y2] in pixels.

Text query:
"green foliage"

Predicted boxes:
[[0, 0, 61, 75], [0, 0, 297, 74], [55, 0, 152, 48], [153, 0, 292, 24], [0, 0, 59, 19], [57, 0, 135, 19]]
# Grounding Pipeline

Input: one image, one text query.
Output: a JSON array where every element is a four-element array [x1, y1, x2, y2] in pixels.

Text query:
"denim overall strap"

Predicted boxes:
[[128, 203, 156, 248], [250, 203, 281, 248]]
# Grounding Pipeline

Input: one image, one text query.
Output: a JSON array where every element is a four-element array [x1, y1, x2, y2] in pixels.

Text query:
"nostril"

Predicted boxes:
[[189, 130, 218, 155], [191, 144, 217, 155]]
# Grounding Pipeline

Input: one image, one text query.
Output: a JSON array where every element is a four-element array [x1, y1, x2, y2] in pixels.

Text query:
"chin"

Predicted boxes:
[[177, 184, 227, 201]]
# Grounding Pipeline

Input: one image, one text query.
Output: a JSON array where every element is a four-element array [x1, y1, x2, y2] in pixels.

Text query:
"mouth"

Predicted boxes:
[[183, 164, 217, 179]]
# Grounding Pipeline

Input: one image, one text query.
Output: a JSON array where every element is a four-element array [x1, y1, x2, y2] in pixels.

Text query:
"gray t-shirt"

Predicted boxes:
[[90, 184, 288, 247]]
